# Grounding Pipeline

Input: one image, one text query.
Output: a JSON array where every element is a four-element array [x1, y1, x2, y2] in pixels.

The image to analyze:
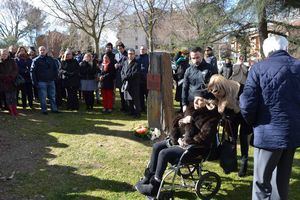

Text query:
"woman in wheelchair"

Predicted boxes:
[[135, 91, 221, 197]]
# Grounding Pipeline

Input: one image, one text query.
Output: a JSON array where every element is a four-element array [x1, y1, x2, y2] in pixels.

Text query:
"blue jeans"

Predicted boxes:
[[38, 81, 57, 112]]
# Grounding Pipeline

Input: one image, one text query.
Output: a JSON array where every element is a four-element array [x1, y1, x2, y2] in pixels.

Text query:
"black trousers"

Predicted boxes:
[[227, 114, 252, 160], [140, 82, 148, 112], [55, 80, 65, 107], [0, 92, 7, 109], [33, 85, 39, 101], [148, 140, 202, 180], [128, 89, 141, 116], [18, 82, 33, 108], [118, 88, 127, 111], [82, 91, 94, 108], [66, 87, 79, 110]]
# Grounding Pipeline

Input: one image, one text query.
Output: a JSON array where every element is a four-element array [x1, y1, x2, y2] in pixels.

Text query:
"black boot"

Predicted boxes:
[[135, 177, 161, 197], [238, 158, 248, 177], [135, 168, 154, 186]]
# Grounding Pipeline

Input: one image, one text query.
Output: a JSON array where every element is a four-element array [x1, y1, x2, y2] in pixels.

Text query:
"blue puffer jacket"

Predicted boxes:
[[240, 50, 300, 149]]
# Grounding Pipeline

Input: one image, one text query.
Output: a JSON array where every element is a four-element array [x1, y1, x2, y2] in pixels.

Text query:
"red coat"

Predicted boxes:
[[0, 58, 18, 92]]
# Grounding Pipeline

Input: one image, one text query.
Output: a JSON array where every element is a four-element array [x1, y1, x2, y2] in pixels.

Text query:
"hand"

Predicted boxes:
[[194, 97, 205, 109], [100, 76, 104, 81], [182, 105, 187, 113], [178, 115, 191, 126], [178, 138, 184, 146]]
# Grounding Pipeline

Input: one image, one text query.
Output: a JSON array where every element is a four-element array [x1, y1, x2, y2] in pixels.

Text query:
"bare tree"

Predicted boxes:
[[25, 7, 47, 46], [41, 0, 126, 55], [131, 0, 170, 52], [0, 0, 31, 45]]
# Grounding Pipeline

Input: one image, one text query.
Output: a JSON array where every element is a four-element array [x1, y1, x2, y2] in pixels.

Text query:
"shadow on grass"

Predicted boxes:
[[0, 115, 136, 200], [8, 106, 153, 147]]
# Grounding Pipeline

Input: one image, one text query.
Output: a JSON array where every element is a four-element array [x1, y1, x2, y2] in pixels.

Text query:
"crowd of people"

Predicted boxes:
[[1, 35, 300, 200], [0, 42, 149, 118]]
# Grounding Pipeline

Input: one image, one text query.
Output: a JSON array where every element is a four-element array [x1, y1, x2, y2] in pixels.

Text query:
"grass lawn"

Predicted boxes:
[[0, 98, 300, 200]]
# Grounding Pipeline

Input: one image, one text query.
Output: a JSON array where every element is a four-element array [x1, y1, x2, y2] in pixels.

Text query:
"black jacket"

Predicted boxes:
[[60, 59, 80, 88], [121, 58, 141, 95], [219, 63, 233, 79], [30, 55, 58, 85], [182, 60, 216, 106], [79, 61, 98, 80], [99, 62, 116, 90]]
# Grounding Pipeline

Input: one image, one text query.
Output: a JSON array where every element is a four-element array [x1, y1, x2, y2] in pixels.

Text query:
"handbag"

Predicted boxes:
[[206, 123, 221, 161], [14, 74, 25, 86], [218, 119, 237, 174]]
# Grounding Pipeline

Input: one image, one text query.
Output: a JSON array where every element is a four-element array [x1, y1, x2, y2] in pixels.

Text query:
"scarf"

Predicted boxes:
[[102, 59, 110, 72]]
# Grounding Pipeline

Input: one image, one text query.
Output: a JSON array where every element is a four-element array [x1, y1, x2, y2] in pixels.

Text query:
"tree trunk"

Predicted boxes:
[[94, 37, 100, 56], [258, 6, 268, 58], [148, 34, 154, 53]]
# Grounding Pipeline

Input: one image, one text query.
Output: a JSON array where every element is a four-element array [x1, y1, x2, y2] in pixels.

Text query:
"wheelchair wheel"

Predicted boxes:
[[195, 172, 221, 200]]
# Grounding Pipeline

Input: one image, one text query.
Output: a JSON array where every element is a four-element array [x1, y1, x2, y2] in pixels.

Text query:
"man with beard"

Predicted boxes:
[[182, 47, 217, 113]]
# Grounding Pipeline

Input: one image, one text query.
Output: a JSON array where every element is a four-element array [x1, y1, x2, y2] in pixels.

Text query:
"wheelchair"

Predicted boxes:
[[147, 143, 221, 200]]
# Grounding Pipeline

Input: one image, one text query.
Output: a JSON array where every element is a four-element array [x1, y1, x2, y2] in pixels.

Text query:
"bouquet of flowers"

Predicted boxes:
[[134, 126, 161, 141]]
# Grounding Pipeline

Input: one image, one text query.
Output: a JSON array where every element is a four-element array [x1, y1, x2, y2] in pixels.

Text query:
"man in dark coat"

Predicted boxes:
[[240, 35, 300, 200], [115, 41, 128, 112], [219, 58, 233, 79], [137, 45, 149, 112], [204, 46, 218, 74], [182, 47, 217, 113], [121, 48, 141, 118], [30, 46, 59, 114]]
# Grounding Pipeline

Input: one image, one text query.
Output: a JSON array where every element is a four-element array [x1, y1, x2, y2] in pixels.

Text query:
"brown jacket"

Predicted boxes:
[[0, 58, 18, 92], [170, 105, 221, 150]]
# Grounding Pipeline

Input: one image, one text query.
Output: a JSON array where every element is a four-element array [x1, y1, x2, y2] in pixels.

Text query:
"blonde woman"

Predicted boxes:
[[79, 53, 98, 110], [208, 74, 252, 176]]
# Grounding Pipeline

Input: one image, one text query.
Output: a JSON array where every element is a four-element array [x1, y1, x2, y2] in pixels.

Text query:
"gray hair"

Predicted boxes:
[[127, 48, 135, 53], [263, 35, 288, 57]]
